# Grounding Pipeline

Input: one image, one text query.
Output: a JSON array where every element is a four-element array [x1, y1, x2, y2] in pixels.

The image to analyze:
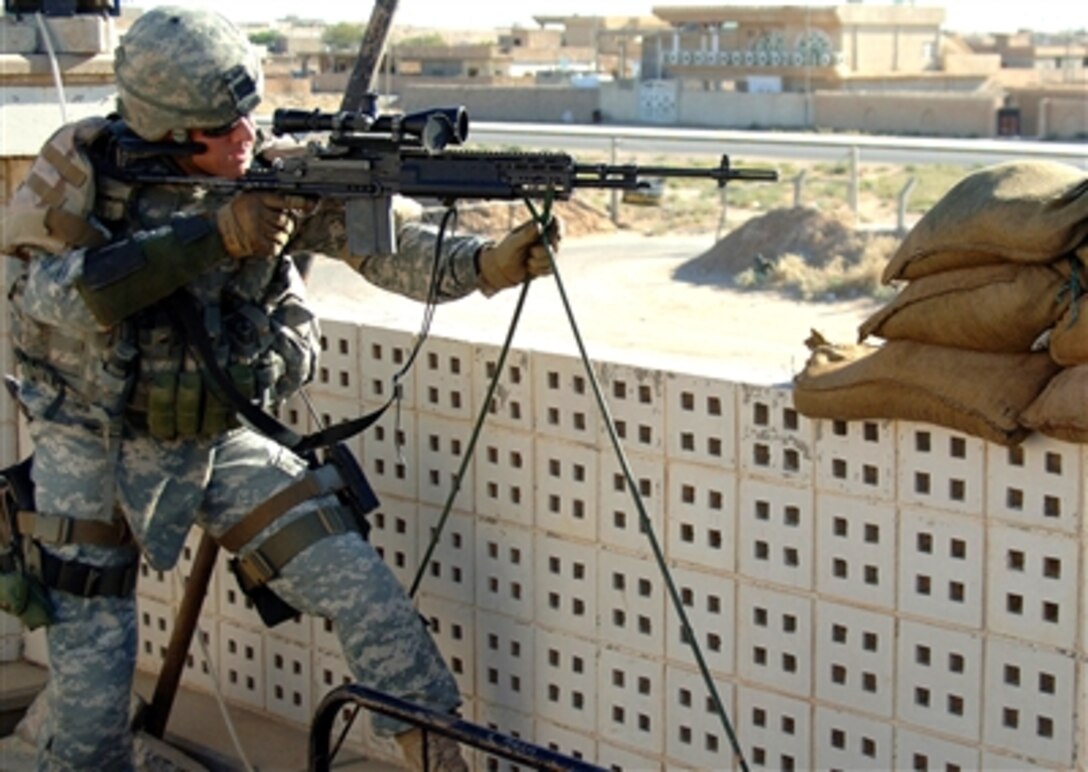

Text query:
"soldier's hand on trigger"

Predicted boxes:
[[216, 192, 313, 259], [476, 215, 563, 296]]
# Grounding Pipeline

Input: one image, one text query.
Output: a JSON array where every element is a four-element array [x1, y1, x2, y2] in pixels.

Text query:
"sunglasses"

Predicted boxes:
[[202, 114, 250, 138]]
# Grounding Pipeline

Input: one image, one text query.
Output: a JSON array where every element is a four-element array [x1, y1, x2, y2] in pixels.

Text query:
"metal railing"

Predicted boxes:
[[309, 683, 609, 772]]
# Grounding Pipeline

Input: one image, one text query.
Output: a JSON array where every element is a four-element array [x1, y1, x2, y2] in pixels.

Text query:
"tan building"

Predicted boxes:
[[643, 4, 963, 91]]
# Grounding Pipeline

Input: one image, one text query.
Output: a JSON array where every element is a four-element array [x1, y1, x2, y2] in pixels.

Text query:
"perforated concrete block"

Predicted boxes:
[[664, 664, 736, 770], [813, 705, 893, 772], [359, 324, 417, 410], [417, 335, 476, 421], [814, 600, 894, 718], [417, 413, 475, 509], [896, 424, 984, 515], [368, 495, 419, 590], [598, 548, 666, 659], [417, 594, 475, 699], [665, 372, 737, 470], [312, 318, 363, 403], [665, 461, 737, 574], [473, 344, 533, 432], [218, 620, 265, 710], [736, 584, 812, 698], [474, 610, 535, 714], [534, 435, 599, 542], [895, 619, 983, 743], [216, 552, 265, 631], [986, 523, 1079, 649], [475, 701, 535, 772], [532, 351, 601, 446], [415, 507, 475, 606], [264, 636, 313, 726], [665, 566, 735, 679], [737, 685, 811, 772], [895, 727, 981, 772], [738, 478, 814, 591], [475, 519, 534, 621], [533, 627, 598, 732], [597, 647, 664, 757], [597, 448, 665, 557], [136, 557, 175, 605], [534, 534, 597, 638], [307, 392, 366, 460], [739, 383, 813, 484], [596, 360, 665, 456], [815, 417, 896, 500], [474, 424, 534, 526], [982, 638, 1077, 767], [815, 492, 896, 610], [596, 740, 661, 772], [897, 505, 984, 629], [136, 595, 173, 672], [986, 434, 1082, 534], [363, 407, 418, 500], [534, 720, 597, 768], [179, 622, 219, 696]]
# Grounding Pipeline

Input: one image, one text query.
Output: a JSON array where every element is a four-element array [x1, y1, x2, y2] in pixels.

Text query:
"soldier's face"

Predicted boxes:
[[183, 115, 257, 179]]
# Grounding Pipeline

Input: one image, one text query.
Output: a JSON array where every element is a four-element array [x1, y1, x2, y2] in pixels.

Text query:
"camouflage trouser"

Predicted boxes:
[[34, 425, 459, 770]]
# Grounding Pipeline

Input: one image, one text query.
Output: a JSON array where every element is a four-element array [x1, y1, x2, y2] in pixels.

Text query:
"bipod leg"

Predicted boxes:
[[142, 532, 220, 738]]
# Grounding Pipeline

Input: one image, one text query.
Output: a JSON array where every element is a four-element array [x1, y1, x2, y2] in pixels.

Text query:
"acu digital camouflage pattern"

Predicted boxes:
[[10, 113, 488, 772], [114, 5, 263, 140]]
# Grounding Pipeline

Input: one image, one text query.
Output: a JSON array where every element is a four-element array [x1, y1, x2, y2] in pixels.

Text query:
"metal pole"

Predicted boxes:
[[340, 0, 399, 112]]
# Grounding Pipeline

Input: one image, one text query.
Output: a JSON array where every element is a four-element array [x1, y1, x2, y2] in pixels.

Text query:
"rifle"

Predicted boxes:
[[107, 102, 778, 255]]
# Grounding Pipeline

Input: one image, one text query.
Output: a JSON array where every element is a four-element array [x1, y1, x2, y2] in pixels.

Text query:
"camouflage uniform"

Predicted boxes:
[[4, 6, 487, 770]]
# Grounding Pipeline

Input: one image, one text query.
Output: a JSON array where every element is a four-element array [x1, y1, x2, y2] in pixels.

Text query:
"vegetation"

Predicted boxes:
[[322, 22, 367, 51], [248, 30, 287, 54]]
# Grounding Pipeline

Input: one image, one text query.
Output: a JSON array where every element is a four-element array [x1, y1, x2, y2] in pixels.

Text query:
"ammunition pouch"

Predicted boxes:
[[222, 443, 378, 628], [0, 457, 53, 628], [130, 364, 260, 441], [0, 455, 137, 626]]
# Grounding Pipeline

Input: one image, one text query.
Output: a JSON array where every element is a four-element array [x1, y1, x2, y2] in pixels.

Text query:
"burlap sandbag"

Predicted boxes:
[[793, 334, 1061, 446], [1019, 366, 1088, 443], [882, 160, 1088, 283], [859, 263, 1072, 351], [1048, 296, 1088, 365]]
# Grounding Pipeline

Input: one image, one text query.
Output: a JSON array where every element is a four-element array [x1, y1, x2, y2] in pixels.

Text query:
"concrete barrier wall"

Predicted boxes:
[[15, 316, 1084, 770]]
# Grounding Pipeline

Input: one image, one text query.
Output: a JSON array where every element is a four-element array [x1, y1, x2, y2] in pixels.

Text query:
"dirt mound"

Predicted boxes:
[[675, 206, 872, 282], [423, 197, 618, 242]]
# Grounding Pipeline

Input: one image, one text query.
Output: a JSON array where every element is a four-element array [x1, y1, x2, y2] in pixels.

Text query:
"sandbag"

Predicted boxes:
[[882, 161, 1088, 283], [793, 334, 1060, 446], [1019, 366, 1088, 443], [1048, 294, 1088, 365], [859, 263, 1072, 352]]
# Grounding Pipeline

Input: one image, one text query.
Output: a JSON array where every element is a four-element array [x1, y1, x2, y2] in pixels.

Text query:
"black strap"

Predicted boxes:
[[26, 543, 138, 599], [163, 292, 391, 454]]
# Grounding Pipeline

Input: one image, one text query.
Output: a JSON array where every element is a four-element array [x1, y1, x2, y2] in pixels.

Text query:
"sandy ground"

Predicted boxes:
[[306, 231, 880, 385]]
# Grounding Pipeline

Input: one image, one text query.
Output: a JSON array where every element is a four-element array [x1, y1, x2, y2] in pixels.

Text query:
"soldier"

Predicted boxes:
[[0, 5, 559, 771]]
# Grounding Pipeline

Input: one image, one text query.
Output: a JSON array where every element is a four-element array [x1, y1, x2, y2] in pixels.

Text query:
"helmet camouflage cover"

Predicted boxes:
[[114, 6, 263, 140]]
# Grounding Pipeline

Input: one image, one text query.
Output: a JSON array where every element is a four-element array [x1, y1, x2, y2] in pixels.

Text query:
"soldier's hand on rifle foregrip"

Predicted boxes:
[[476, 216, 563, 296], [216, 192, 307, 259]]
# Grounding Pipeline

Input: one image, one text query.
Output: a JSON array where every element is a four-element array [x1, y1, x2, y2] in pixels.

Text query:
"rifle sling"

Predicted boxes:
[[164, 292, 391, 455]]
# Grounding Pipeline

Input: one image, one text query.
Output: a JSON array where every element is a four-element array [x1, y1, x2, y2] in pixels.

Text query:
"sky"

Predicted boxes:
[[139, 1, 1086, 36]]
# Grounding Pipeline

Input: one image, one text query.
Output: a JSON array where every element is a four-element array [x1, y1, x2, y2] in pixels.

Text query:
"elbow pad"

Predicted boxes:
[[76, 215, 231, 326]]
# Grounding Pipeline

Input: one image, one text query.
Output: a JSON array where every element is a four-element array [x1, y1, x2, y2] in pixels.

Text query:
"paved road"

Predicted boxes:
[[306, 231, 877, 385]]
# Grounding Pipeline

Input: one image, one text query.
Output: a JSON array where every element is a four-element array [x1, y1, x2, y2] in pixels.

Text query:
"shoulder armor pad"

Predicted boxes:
[[1, 116, 113, 258]]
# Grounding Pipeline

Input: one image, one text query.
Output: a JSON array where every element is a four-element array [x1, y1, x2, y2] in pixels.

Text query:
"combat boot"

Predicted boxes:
[[395, 728, 468, 772]]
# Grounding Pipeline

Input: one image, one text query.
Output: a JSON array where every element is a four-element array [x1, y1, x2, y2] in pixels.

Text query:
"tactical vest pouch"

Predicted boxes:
[[0, 457, 54, 629], [175, 372, 204, 438], [147, 372, 178, 441]]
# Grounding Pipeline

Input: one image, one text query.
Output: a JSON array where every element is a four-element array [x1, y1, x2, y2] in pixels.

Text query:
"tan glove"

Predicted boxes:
[[477, 215, 563, 296], [216, 192, 308, 259]]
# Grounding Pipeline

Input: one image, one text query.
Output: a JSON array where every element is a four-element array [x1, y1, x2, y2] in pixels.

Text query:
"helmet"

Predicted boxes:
[[114, 6, 263, 141]]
